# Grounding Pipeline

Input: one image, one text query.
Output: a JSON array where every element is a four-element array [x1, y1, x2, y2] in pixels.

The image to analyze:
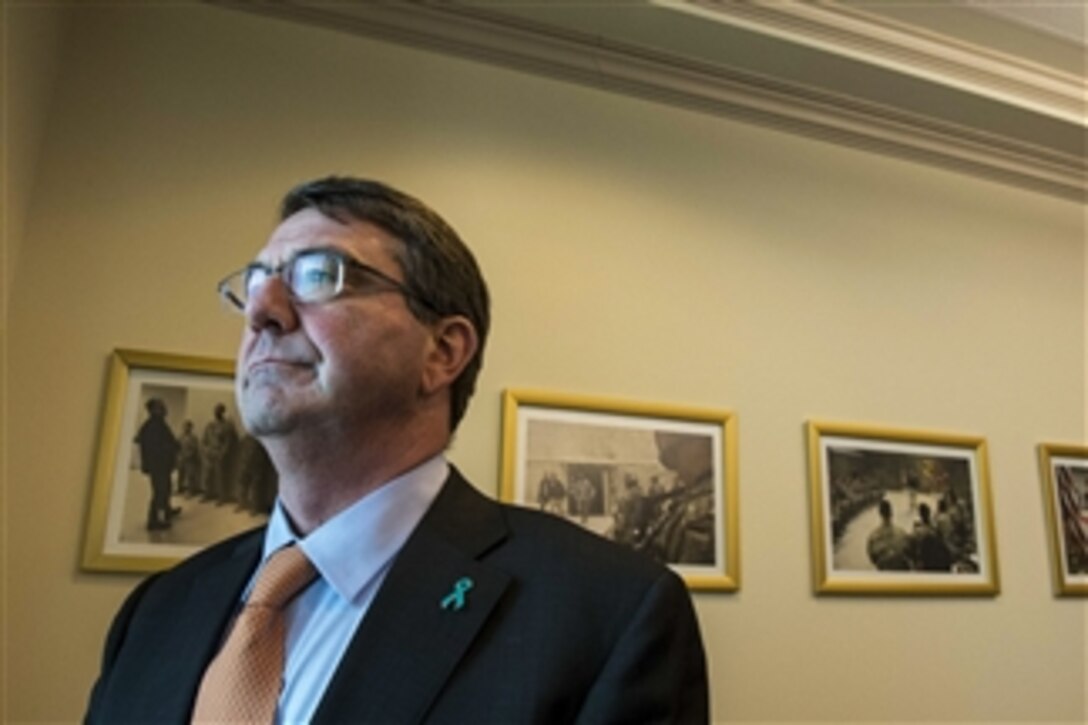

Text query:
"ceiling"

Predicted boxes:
[[218, 0, 1086, 201], [979, 3, 1085, 47]]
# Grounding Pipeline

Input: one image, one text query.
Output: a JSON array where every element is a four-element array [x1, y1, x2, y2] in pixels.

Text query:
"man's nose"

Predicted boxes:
[[245, 276, 299, 334]]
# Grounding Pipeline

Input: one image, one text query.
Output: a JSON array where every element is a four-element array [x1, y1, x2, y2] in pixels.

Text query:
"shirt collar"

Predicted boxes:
[[263, 454, 449, 603]]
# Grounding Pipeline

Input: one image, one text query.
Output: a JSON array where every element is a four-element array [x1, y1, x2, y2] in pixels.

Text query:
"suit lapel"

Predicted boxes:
[[314, 470, 511, 724], [151, 533, 262, 721]]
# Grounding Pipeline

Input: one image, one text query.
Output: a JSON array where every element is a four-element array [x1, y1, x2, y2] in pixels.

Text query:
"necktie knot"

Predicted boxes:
[[191, 544, 317, 723], [249, 544, 317, 610]]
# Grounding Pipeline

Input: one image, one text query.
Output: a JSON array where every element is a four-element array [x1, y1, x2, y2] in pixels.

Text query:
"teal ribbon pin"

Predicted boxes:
[[440, 577, 474, 611]]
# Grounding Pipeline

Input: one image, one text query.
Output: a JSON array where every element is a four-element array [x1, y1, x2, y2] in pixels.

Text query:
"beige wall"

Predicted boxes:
[[3, 3, 71, 718], [4, 4, 1085, 722], [3, 1, 68, 295]]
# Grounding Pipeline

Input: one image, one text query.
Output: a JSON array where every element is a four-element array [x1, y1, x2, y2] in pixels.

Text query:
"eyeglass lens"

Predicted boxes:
[[245, 250, 345, 304]]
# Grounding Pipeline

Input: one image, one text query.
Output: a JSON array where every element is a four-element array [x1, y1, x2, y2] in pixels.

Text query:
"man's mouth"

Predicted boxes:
[[249, 358, 308, 370], [245, 358, 316, 383]]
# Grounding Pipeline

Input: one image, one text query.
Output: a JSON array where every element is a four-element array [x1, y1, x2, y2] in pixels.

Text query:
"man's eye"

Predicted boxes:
[[289, 254, 343, 299], [300, 268, 335, 285]]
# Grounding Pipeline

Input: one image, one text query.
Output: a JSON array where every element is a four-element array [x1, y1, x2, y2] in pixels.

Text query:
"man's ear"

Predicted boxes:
[[420, 315, 479, 396]]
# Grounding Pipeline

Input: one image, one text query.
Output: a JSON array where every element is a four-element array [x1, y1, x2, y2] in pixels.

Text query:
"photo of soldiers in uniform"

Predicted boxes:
[[825, 445, 980, 574], [123, 383, 274, 547], [523, 418, 720, 567]]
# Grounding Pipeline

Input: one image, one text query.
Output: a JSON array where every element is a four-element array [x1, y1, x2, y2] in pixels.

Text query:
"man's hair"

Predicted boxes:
[[280, 176, 490, 432], [878, 499, 893, 520]]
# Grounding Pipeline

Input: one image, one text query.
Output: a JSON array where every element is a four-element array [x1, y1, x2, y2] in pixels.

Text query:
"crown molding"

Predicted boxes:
[[672, 0, 1085, 126], [210, 1, 1086, 202]]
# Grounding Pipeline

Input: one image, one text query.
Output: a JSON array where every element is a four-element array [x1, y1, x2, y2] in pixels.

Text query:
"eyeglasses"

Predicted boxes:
[[218, 247, 436, 315]]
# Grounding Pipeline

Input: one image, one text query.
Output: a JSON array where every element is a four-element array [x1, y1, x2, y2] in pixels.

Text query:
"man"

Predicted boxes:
[[232, 433, 278, 515], [640, 432, 715, 565], [200, 403, 238, 503], [133, 398, 179, 531], [570, 474, 596, 524], [866, 498, 911, 571], [175, 420, 201, 496], [613, 474, 648, 546], [86, 176, 709, 723], [909, 502, 952, 571], [536, 470, 566, 515]]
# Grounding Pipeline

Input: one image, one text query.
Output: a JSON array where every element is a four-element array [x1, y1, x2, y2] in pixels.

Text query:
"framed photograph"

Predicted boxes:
[[500, 389, 739, 591], [1038, 443, 1088, 595], [806, 420, 999, 595], [81, 349, 275, 573]]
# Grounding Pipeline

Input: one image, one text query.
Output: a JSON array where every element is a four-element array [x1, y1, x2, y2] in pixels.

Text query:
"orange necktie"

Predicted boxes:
[[191, 545, 317, 724]]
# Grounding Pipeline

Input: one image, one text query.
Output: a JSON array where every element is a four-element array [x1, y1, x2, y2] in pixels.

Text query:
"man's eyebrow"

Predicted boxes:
[[252, 244, 349, 265]]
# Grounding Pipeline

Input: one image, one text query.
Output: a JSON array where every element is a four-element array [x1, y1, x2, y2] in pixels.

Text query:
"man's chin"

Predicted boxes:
[[240, 404, 299, 439]]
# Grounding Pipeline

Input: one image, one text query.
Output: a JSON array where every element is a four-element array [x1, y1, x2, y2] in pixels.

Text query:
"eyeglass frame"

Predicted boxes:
[[217, 246, 440, 318]]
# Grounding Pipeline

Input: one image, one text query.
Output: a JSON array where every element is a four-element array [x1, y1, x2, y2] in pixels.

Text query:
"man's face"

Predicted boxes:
[[655, 431, 713, 484], [236, 209, 431, 440]]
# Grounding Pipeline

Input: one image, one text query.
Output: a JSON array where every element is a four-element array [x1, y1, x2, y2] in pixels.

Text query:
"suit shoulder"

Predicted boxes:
[[137, 525, 263, 598], [496, 502, 672, 585], [175, 524, 263, 572]]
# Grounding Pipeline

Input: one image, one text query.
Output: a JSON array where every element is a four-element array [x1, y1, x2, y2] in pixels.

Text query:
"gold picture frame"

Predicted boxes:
[[1038, 443, 1088, 596], [81, 349, 272, 573], [500, 389, 739, 591], [806, 420, 999, 595]]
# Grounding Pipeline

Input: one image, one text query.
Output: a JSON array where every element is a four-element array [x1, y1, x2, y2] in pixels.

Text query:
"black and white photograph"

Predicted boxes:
[[1038, 443, 1088, 595], [807, 421, 999, 595], [501, 389, 739, 591], [82, 349, 273, 573]]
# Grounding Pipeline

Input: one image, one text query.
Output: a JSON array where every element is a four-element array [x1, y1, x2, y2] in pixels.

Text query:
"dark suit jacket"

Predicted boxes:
[[86, 468, 709, 723]]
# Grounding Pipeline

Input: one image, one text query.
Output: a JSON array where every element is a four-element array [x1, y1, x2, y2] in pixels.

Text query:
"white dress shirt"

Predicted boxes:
[[250, 455, 448, 725]]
